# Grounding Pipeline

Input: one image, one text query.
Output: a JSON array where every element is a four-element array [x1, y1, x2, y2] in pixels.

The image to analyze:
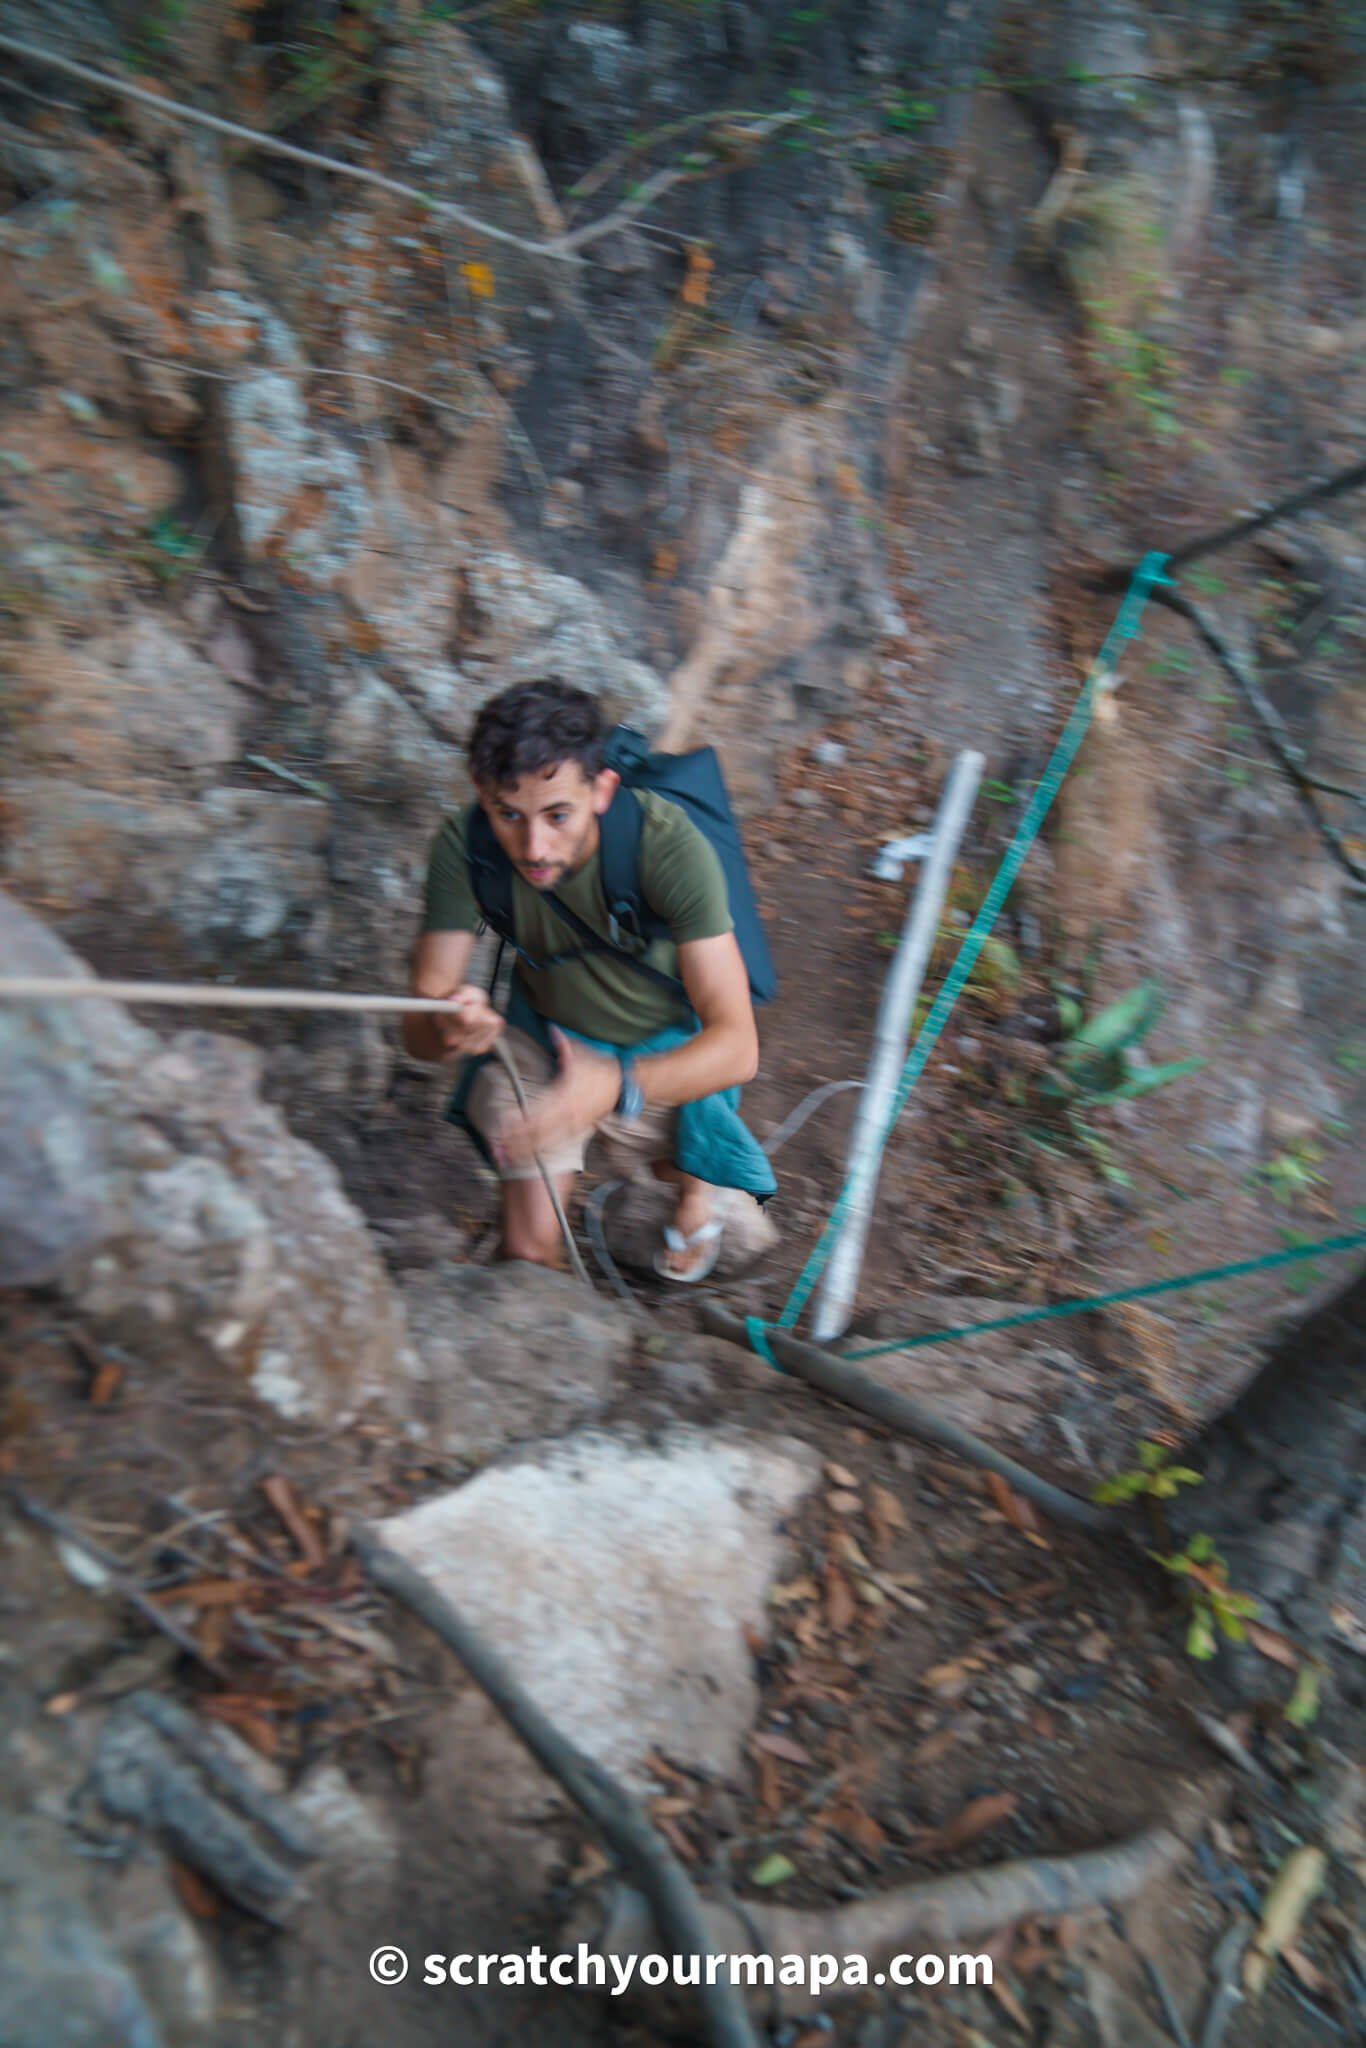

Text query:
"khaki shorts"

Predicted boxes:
[[467, 1028, 677, 1183]]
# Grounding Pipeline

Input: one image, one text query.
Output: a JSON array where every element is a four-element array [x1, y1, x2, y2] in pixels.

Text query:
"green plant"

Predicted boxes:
[[135, 510, 205, 589], [1093, 1438, 1202, 1506], [1151, 1533, 1259, 1661], [1250, 1139, 1326, 1207], [1031, 981, 1203, 1189]]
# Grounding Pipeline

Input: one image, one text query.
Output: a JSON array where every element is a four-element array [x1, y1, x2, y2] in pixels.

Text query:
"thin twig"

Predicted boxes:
[[1154, 586, 1366, 885], [353, 1525, 760, 2048], [8, 1486, 226, 1677], [1199, 1920, 1251, 2048], [0, 32, 745, 261], [1108, 1905, 1195, 2048]]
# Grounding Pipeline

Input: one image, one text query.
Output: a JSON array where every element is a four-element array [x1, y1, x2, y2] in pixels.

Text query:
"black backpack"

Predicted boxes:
[[464, 724, 777, 1009]]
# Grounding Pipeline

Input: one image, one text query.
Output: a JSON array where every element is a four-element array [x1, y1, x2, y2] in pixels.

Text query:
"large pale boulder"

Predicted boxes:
[[378, 1426, 820, 1788]]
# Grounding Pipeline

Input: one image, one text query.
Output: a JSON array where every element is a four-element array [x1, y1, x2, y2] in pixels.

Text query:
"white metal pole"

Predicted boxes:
[[810, 749, 985, 1343]]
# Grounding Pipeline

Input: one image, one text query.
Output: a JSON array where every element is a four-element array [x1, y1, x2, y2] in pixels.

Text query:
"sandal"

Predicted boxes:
[[653, 1216, 724, 1285]]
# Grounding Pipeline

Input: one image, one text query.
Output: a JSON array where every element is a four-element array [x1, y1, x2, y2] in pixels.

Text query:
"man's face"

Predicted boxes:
[[478, 759, 619, 891]]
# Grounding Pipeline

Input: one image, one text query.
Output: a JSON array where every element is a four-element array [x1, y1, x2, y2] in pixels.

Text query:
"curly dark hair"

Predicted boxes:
[[466, 677, 605, 789]]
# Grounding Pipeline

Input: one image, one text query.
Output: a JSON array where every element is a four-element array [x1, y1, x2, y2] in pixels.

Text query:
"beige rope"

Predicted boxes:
[[0, 973, 591, 1285]]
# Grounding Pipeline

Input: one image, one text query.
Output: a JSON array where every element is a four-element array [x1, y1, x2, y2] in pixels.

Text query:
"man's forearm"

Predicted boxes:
[[634, 1022, 758, 1111]]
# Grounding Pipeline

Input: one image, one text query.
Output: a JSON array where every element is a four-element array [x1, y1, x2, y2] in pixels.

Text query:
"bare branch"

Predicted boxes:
[[0, 33, 791, 262], [1102, 456, 1366, 590], [1153, 585, 1366, 886]]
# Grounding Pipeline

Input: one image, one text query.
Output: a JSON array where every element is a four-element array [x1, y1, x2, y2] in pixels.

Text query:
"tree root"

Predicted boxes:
[[594, 1788, 1221, 2015], [699, 1303, 1114, 1531], [353, 1526, 760, 2048]]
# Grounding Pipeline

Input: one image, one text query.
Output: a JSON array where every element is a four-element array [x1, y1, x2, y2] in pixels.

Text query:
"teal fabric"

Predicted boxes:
[[445, 975, 776, 1203]]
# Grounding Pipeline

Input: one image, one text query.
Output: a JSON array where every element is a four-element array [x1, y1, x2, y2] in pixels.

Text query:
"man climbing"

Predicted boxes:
[[403, 678, 775, 1280]]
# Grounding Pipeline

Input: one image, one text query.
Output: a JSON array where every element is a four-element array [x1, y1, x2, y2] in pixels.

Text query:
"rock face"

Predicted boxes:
[[378, 1426, 820, 1787], [401, 1260, 634, 1461], [0, 890, 414, 1426]]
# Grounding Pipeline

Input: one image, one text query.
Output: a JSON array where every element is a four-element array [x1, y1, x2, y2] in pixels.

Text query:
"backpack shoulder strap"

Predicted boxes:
[[596, 782, 669, 949], [463, 802, 516, 942]]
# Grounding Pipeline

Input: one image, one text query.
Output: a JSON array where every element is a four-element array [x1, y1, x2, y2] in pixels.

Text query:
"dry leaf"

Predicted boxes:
[[196, 1607, 231, 1662], [866, 1484, 907, 1555], [679, 242, 713, 309], [909, 1791, 1018, 1857], [770, 1575, 820, 1607], [1246, 1621, 1301, 1671], [306, 1610, 399, 1665], [1281, 1944, 1331, 1997], [460, 260, 496, 300], [986, 1471, 1048, 1540], [1078, 1630, 1111, 1663], [827, 1490, 862, 1516], [825, 1462, 858, 1488], [156, 1578, 257, 1609], [1328, 1602, 1366, 1656], [569, 1843, 610, 1887], [89, 1359, 123, 1404], [260, 1475, 325, 1572], [824, 1563, 856, 1634], [833, 1804, 886, 1855], [923, 1655, 986, 1698], [44, 1691, 79, 1716], [755, 1749, 781, 1816], [654, 1814, 696, 1863], [649, 1795, 693, 1819], [170, 1859, 222, 1920], [200, 1697, 278, 1757], [1245, 1845, 1328, 1997], [906, 1726, 960, 1772], [752, 1731, 814, 1767], [989, 1974, 1031, 2032]]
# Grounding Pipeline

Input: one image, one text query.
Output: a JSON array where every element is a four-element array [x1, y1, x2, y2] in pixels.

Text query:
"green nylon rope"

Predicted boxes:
[[839, 1227, 1366, 1360], [775, 549, 1172, 1332]]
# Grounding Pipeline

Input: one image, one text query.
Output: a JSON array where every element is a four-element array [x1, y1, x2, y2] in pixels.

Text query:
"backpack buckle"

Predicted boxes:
[[607, 902, 646, 953]]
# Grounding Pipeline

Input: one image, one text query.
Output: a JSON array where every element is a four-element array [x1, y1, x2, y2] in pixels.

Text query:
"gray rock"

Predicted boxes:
[[378, 1425, 820, 1786], [0, 891, 416, 1429], [402, 1260, 631, 1460], [0, 1816, 219, 2048]]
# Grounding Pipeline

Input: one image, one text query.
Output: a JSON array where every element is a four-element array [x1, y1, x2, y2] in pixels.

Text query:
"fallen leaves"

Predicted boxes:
[[260, 1475, 326, 1573], [823, 1560, 857, 1635], [1245, 1844, 1328, 1997], [751, 1730, 815, 1767], [904, 1790, 1019, 1858]]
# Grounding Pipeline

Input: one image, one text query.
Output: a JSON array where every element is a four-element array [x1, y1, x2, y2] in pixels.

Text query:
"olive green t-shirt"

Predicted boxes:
[[422, 789, 733, 1044]]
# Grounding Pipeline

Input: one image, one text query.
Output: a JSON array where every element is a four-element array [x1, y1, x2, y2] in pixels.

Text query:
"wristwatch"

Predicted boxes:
[[615, 1057, 645, 1123]]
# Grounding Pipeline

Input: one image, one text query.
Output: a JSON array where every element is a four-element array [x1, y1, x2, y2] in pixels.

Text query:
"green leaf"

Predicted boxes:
[[1186, 1608, 1217, 1659], [1088, 1055, 1205, 1104], [1139, 1440, 1165, 1470], [750, 1852, 796, 1887], [1065, 982, 1164, 1058], [1284, 1664, 1321, 1728], [1187, 1532, 1216, 1563], [1093, 1471, 1148, 1504], [1055, 994, 1084, 1036]]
